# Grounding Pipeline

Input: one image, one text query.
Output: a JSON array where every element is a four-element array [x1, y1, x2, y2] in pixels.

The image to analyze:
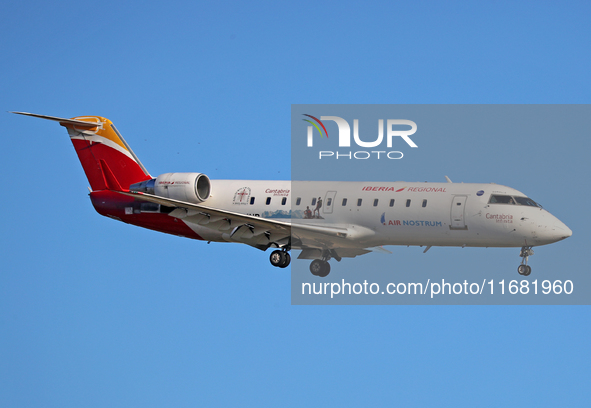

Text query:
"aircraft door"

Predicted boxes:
[[323, 191, 337, 214], [450, 195, 468, 230]]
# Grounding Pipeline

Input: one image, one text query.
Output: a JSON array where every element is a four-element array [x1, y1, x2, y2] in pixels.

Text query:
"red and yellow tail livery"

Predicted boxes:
[[13, 112, 151, 191]]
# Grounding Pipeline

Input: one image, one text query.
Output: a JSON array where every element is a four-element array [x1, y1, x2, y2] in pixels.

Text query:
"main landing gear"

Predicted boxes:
[[310, 259, 331, 277], [309, 250, 335, 277], [269, 247, 333, 277], [517, 246, 534, 276], [269, 249, 291, 268]]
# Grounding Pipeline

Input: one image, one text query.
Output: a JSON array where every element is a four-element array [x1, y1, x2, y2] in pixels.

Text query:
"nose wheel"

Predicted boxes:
[[517, 264, 531, 276], [270, 250, 291, 268], [518, 246, 534, 276]]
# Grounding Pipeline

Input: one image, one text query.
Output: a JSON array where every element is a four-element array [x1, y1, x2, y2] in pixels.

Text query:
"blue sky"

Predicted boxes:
[[1, 1, 590, 406]]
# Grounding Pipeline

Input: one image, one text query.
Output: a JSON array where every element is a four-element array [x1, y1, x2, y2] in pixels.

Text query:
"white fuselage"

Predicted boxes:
[[181, 180, 571, 250]]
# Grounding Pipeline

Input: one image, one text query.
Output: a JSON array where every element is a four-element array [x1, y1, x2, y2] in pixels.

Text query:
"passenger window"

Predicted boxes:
[[406, 199, 411, 207], [250, 197, 255, 205], [373, 199, 379, 207], [311, 198, 317, 206], [422, 199, 427, 208], [296, 197, 301, 206], [389, 199, 395, 207], [266, 197, 271, 205], [327, 198, 332, 206], [342, 198, 348, 206], [357, 199, 362, 206], [281, 197, 287, 205]]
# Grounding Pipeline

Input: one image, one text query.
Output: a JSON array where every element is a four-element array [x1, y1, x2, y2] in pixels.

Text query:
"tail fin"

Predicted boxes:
[[13, 112, 151, 191]]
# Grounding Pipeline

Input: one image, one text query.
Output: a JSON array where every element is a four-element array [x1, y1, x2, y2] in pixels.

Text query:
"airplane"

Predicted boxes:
[[13, 112, 572, 277]]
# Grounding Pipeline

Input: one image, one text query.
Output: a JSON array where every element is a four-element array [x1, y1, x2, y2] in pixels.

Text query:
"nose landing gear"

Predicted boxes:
[[517, 246, 534, 276]]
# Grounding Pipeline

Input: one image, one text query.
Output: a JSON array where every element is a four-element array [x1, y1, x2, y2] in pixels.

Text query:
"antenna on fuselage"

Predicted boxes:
[[445, 176, 453, 183]]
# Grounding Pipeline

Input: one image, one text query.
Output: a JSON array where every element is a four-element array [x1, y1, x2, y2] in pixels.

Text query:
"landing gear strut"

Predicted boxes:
[[517, 246, 533, 276], [270, 249, 291, 268]]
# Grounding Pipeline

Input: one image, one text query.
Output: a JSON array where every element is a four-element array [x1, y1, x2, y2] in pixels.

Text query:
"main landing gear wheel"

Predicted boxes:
[[310, 259, 331, 277], [518, 246, 534, 276], [270, 250, 291, 268], [517, 265, 532, 276]]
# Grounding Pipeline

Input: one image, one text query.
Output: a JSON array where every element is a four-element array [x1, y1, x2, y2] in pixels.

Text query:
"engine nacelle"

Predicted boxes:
[[130, 172, 211, 203]]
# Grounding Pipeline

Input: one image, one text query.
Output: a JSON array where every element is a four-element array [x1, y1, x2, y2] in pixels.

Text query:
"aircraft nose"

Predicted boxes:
[[533, 212, 571, 245], [556, 223, 572, 240], [547, 219, 572, 242]]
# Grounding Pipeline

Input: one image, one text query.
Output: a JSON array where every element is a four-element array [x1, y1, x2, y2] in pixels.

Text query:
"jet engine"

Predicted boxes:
[[130, 172, 211, 203]]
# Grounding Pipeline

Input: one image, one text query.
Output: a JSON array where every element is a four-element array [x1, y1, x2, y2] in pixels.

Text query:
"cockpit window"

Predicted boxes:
[[514, 196, 541, 207], [489, 194, 541, 208], [489, 195, 515, 204]]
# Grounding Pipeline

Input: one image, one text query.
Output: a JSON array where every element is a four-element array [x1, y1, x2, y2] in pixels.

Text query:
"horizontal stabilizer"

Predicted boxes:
[[11, 111, 102, 128]]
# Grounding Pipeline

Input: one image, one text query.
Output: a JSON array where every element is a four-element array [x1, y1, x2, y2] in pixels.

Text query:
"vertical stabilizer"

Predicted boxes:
[[13, 112, 152, 191]]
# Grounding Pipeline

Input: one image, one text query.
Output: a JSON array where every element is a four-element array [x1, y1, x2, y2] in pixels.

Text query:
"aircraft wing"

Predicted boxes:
[[117, 191, 381, 258], [118, 190, 292, 250]]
